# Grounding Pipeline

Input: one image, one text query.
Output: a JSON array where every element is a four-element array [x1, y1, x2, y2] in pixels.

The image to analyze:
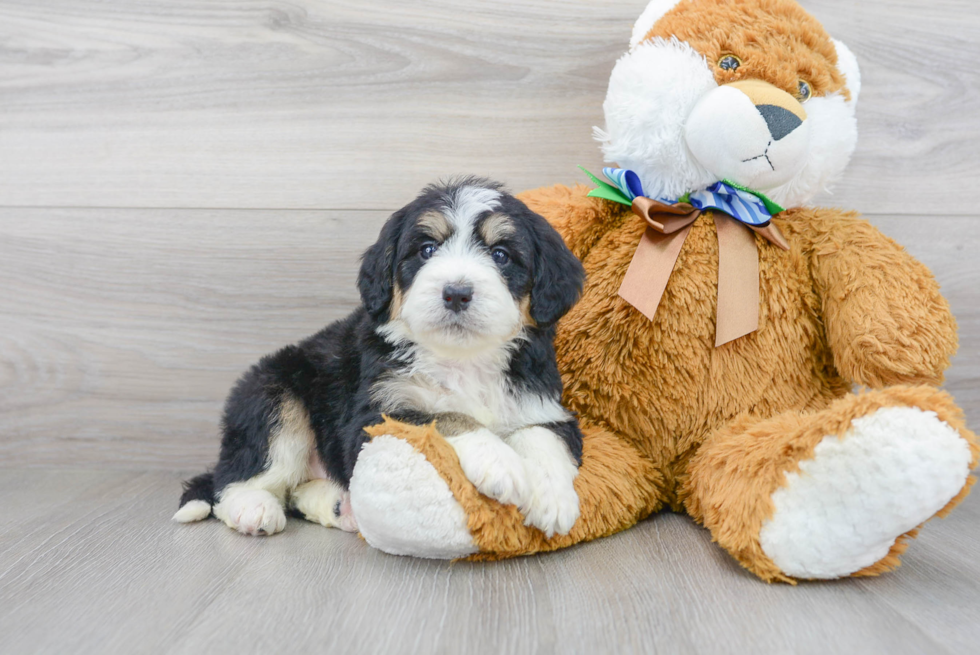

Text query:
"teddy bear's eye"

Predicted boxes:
[[797, 80, 812, 103], [718, 55, 741, 71]]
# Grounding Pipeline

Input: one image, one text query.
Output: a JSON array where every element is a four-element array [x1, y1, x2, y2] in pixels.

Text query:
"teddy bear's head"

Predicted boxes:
[[597, 0, 860, 208]]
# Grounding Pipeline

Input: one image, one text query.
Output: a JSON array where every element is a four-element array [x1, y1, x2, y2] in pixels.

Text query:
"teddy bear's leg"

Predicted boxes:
[[349, 418, 664, 559], [348, 422, 479, 559], [683, 386, 978, 583]]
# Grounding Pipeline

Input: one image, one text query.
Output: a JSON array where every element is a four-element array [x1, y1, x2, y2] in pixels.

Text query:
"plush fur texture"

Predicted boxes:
[[176, 179, 587, 538], [629, 0, 682, 50], [600, 0, 859, 208], [351, 435, 478, 558], [759, 406, 973, 579], [348, 0, 978, 582]]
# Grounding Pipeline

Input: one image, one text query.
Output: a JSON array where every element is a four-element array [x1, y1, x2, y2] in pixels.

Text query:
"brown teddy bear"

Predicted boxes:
[[348, 0, 979, 582]]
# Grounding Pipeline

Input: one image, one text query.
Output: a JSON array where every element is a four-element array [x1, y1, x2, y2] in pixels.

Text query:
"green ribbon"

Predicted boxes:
[[579, 166, 786, 215]]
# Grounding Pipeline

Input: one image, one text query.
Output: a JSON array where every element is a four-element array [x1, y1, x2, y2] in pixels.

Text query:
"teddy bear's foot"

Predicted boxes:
[[349, 434, 478, 559], [685, 386, 978, 582], [759, 405, 972, 579]]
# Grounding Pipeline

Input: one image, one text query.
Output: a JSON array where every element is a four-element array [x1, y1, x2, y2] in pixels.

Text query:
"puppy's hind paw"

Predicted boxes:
[[214, 488, 287, 536], [290, 479, 358, 532], [334, 492, 357, 533]]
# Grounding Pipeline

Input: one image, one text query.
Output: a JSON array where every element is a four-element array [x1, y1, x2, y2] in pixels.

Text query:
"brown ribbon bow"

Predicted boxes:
[[618, 197, 790, 347]]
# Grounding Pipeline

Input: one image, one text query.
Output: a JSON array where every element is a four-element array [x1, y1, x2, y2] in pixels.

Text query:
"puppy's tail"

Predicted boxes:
[[172, 472, 215, 523]]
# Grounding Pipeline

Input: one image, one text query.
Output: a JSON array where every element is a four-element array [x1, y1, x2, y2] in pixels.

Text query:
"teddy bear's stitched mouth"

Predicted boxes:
[[741, 141, 775, 171]]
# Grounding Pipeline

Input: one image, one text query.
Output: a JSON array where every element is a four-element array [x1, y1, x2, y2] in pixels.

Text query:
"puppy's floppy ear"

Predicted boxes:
[[358, 208, 406, 320], [527, 208, 586, 327]]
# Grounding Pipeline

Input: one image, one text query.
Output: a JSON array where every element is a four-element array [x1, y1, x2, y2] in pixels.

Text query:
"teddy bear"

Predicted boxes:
[[346, 0, 979, 582]]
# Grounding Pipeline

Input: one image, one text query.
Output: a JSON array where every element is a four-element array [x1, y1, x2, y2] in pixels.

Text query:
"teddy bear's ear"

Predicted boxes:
[[629, 0, 682, 50], [833, 39, 862, 105]]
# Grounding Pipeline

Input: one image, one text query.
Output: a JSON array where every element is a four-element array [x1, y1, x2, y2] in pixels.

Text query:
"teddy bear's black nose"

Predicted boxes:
[[757, 104, 803, 141]]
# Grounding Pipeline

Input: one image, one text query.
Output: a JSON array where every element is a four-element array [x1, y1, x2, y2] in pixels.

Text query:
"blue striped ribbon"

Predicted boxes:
[[602, 167, 646, 201], [600, 168, 782, 227], [688, 182, 773, 227]]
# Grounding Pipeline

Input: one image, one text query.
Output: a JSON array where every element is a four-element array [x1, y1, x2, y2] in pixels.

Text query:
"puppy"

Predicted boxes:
[[173, 178, 587, 538]]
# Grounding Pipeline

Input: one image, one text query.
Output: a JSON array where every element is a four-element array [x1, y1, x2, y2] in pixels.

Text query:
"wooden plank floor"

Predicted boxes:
[[1, 469, 978, 655], [2, 1, 980, 653]]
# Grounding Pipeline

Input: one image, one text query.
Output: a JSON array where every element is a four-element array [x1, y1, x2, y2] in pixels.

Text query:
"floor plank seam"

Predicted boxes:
[[0, 206, 977, 218]]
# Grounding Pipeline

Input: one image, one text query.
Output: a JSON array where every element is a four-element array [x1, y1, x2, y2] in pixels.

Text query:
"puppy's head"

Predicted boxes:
[[359, 178, 585, 357]]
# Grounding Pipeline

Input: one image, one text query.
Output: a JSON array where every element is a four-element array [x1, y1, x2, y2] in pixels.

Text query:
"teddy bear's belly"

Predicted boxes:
[[555, 216, 847, 485]]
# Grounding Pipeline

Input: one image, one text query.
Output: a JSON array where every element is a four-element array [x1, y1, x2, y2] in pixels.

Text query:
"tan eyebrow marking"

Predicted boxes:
[[417, 211, 452, 241], [479, 212, 516, 244]]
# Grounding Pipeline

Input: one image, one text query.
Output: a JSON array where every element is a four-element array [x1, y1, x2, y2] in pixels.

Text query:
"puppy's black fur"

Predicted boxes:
[[180, 178, 585, 514]]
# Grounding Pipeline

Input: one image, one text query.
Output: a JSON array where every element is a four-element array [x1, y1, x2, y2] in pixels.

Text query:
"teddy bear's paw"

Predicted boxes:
[[759, 406, 973, 579], [507, 426, 581, 538], [349, 435, 477, 559], [447, 429, 529, 508], [213, 487, 287, 536]]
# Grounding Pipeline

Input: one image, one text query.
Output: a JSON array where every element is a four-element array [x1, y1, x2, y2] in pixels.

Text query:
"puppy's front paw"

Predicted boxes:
[[214, 488, 287, 536], [448, 429, 528, 507], [520, 461, 580, 538], [507, 425, 581, 538]]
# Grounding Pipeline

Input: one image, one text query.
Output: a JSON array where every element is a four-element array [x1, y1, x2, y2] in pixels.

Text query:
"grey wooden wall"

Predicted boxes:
[[2, 0, 979, 469]]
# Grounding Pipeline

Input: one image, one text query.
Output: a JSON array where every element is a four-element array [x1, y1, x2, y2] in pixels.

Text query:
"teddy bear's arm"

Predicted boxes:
[[517, 184, 630, 261], [808, 212, 957, 387]]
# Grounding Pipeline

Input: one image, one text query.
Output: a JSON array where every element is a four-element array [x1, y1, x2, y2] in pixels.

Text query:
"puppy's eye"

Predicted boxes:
[[419, 242, 438, 260], [797, 80, 812, 103], [718, 55, 741, 71], [490, 247, 510, 266]]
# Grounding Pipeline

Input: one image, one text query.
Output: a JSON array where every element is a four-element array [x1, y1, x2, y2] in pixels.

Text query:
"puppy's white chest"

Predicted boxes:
[[372, 345, 570, 435], [373, 356, 525, 433], [417, 360, 512, 429]]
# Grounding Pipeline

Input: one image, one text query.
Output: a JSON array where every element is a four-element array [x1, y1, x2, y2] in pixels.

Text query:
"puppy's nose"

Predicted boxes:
[[756, 104, 803, 141], [442, 284, 473, 313]]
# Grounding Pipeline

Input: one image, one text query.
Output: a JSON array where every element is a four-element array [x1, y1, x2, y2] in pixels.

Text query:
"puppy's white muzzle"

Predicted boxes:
[[400, 252, 521, 355], [685, 80, 810, 191]]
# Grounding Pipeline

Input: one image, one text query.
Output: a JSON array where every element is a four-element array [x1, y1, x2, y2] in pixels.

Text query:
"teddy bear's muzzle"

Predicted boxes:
[[685, 79, 811, 192]]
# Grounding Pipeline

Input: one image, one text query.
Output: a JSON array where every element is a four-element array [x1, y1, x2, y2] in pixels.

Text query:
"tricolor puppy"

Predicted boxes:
[[174, 178, 587, 538]]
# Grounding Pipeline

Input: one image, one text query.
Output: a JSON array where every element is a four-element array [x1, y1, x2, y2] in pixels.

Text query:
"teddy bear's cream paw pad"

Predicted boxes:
[[350, 435, 477, 559], [213, 488, 287, 536], [760, 407, 973, 579], [447, 429, 529, 508]]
